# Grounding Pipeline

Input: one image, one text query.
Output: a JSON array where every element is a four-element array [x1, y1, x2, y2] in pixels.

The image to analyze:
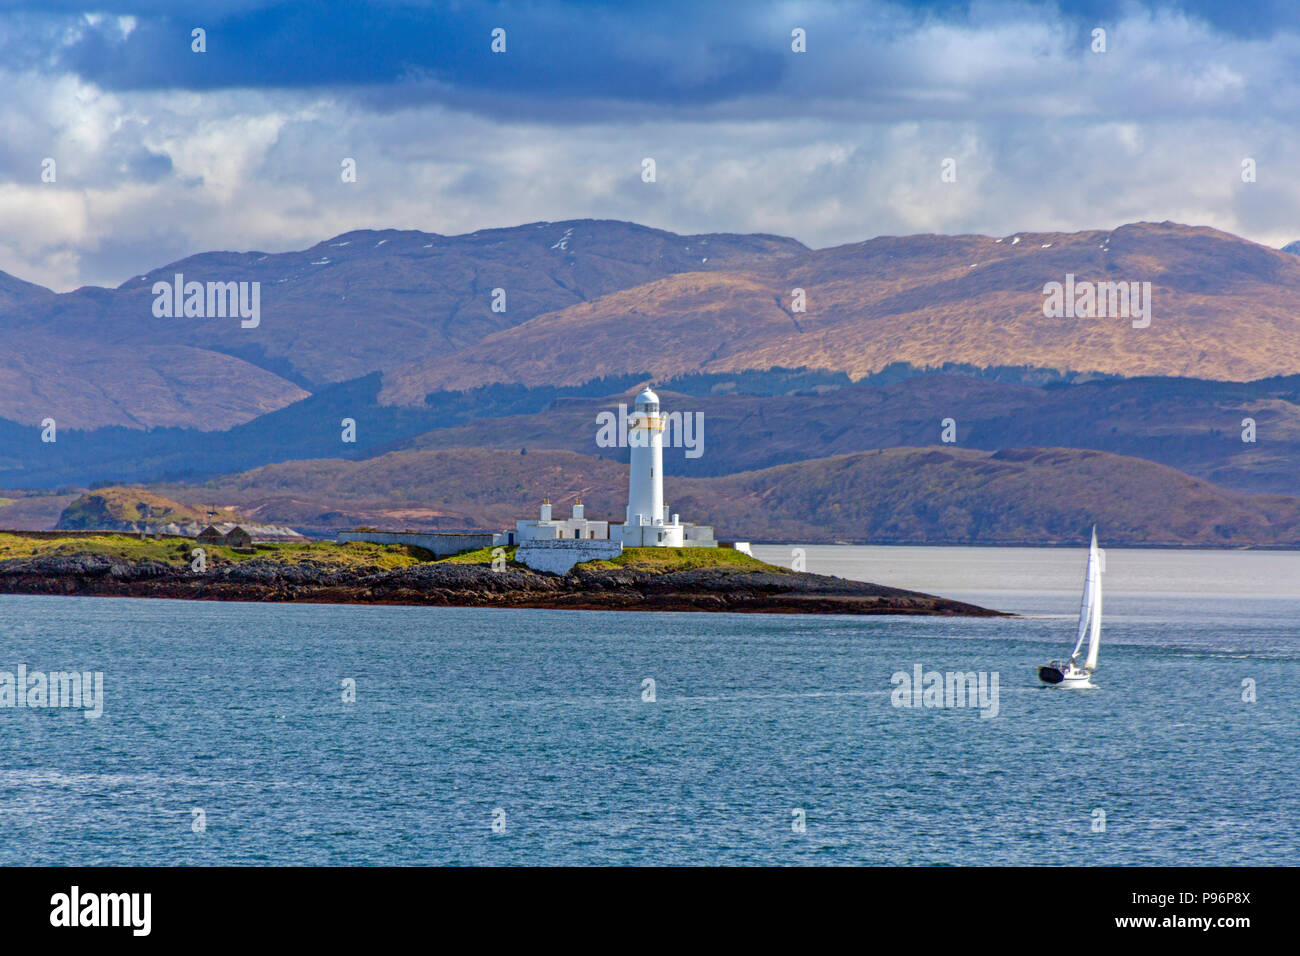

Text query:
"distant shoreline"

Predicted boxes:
[[9, 529, 1297, 551]]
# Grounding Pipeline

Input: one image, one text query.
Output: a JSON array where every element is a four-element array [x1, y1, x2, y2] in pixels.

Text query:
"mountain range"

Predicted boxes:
[[3, 219, 1300, 430], [2, 218, 1300, 546], [379, 221, 1300, 403], [0, 221, 802, 428]]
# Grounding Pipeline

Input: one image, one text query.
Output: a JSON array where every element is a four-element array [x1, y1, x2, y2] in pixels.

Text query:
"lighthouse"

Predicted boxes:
[[512, 386, 719, 555], [620, 387, 688, 546], [626, 387, 664, 529]]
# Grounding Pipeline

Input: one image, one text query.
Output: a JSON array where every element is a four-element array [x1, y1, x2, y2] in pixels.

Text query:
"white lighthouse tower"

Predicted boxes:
[[620, 387, 685, 546], [626, 388, 663, 528]]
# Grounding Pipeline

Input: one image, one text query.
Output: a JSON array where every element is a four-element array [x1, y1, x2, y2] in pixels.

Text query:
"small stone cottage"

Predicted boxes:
[[196, 525, 255, 551], [223, 526, 253, 550]]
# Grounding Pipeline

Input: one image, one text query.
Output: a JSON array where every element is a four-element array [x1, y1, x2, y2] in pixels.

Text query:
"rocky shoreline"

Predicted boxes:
[[0, 553, 1004, 616]]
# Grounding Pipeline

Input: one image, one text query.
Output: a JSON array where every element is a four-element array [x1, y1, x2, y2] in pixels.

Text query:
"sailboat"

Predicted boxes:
[[1039, 527, 1103, 689]]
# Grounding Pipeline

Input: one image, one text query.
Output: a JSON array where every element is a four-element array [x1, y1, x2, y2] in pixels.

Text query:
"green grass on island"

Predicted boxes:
[[580, 546, 774, 572], [435, 544, 772, 572], [435, 545, 518, 565], [0, 533, 776, 574], [0, 533, 431, 569]]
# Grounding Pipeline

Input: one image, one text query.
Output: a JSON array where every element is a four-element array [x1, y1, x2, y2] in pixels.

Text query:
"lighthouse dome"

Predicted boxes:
[[635, 387, 659, 409]]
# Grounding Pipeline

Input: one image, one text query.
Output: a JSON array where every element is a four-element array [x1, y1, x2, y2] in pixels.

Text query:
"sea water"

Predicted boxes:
[[0, 545, 1295, 865]]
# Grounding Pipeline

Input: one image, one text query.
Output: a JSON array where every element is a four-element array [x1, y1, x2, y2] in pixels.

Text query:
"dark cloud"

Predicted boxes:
[[2, 0, 1292, 119], [29, 1, 785, 110]]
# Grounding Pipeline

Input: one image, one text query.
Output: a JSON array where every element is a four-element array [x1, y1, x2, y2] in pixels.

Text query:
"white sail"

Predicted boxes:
[[1069, 528, 1099, 661], [1084, 549, 1102, 669]]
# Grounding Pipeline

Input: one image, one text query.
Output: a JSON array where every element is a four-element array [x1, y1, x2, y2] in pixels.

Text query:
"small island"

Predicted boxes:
[[0, 533, 1002, 616], [0, 390, 1004, 616]]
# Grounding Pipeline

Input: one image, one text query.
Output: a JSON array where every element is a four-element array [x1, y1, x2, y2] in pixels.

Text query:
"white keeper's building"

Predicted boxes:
[[513, 499, 608, 541]]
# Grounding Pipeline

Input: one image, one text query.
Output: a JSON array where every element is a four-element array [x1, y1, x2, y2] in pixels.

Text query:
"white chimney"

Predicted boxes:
[[572, 501, 584, 520], [540, 500, 552, 522]]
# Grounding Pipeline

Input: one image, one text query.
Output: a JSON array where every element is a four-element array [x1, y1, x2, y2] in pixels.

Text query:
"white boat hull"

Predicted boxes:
[[1038, 663, 1095, 688]]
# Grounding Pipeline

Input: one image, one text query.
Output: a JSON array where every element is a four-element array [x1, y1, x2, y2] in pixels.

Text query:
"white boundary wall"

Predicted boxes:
[[336, 530, 502, 557], [516, 539, 623, 575]]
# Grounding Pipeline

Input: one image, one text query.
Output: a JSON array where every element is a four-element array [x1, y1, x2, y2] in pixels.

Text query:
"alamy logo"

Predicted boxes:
[[0, 665, 104, 719], [891, 664, 999, 718], [152, 273, 260, 328], [1042, 274, 1151, 328], [50, 886, 150, 936], [595, 404, 704, 458]]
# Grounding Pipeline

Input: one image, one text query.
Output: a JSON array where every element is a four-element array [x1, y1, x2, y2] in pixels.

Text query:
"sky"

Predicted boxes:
[[2, 0, 1300, 291]]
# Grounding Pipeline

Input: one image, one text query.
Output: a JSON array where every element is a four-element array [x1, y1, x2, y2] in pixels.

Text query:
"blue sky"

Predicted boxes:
[[2, 0, 1299, 289]]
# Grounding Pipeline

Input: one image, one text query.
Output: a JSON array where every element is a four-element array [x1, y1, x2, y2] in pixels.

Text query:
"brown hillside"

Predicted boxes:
[[148, 444, 1300, 547], [0, 221, 804, 427], [54, 487, 242, 532], [685, 447, 1300, 545], [381, 222, 1300, 402], [393, 375, 1300, 496], [0, 333, 308, 430], [6, 219, 1298, 429]]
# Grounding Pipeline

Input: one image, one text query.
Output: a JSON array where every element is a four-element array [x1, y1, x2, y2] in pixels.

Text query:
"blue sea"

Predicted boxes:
[[1, 545, 1296, 865]]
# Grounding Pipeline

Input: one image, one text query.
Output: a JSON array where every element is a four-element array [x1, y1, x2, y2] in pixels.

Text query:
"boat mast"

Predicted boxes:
[[1084, 543, 1102, 669], [1069, 526, 1098, 662]]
